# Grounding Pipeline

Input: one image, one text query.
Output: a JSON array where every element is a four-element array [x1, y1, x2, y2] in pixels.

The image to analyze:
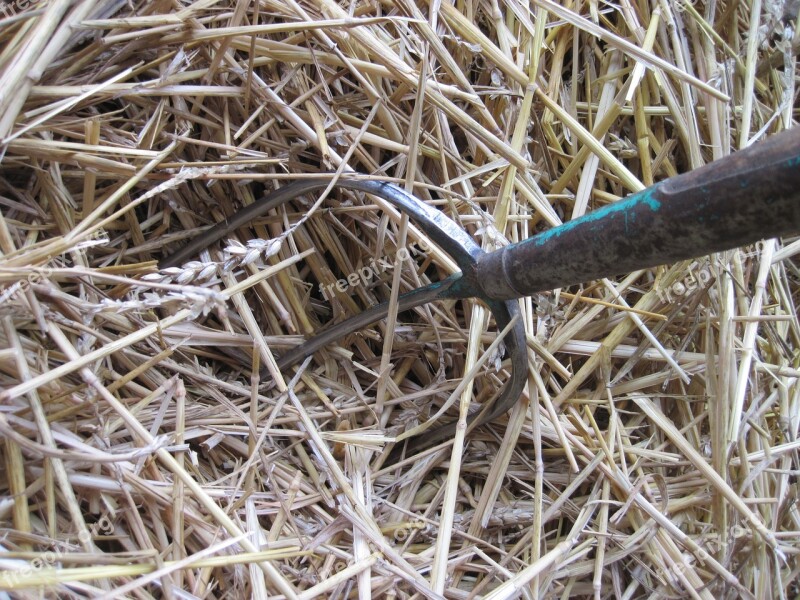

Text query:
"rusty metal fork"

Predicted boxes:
[[161, 127, 800, 457]]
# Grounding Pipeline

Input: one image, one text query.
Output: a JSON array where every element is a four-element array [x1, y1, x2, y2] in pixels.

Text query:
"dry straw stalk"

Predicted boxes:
[[0, 0, 798, 598]]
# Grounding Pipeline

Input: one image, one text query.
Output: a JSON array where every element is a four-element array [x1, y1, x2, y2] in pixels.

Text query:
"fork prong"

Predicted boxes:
[[274, 274, 463, 371]]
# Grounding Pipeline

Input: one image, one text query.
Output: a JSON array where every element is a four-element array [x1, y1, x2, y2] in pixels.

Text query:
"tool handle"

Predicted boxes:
[[477, 128, 800, 301]]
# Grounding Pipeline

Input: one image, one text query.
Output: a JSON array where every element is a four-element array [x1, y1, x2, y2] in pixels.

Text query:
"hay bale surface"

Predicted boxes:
[[0, 0, 798, 597]]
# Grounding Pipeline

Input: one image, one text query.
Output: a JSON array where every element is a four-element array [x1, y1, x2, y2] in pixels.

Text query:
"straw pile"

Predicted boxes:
[[0, 0, 798, 597]]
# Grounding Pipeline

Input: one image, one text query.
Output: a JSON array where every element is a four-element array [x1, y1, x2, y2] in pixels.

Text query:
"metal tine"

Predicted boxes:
[[275, 274, 463, 371], [159, 128, 800, 460], [159, 179, 482, 271], [160, 179, 528, 459]]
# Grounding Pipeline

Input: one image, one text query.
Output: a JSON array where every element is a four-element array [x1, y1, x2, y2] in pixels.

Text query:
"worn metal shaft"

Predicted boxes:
[[477, 128, 800, 300]]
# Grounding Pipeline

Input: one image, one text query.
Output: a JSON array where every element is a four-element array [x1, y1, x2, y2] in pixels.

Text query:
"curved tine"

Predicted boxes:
[[473, 299, 529, 424], [395, 298, 528, 457], [159, 177, 530, 459], [159, 178, 483, 272], [275, 274, 463, 370]]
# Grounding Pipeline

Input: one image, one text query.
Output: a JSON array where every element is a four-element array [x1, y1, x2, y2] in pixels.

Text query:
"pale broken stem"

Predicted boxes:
[[376, 54, 428, 420], [0, 547, 310, 591], [375, 212, 410, 421], [349, 445, 372, 600], [738, 0, 762, 149], [430, 305, 486, 594], [729, 239, 776, 442], [222, 270, 288, 393]]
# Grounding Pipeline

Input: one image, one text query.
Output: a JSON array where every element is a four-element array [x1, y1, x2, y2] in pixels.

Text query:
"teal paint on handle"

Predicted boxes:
[[532, 185, 663, 247]]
